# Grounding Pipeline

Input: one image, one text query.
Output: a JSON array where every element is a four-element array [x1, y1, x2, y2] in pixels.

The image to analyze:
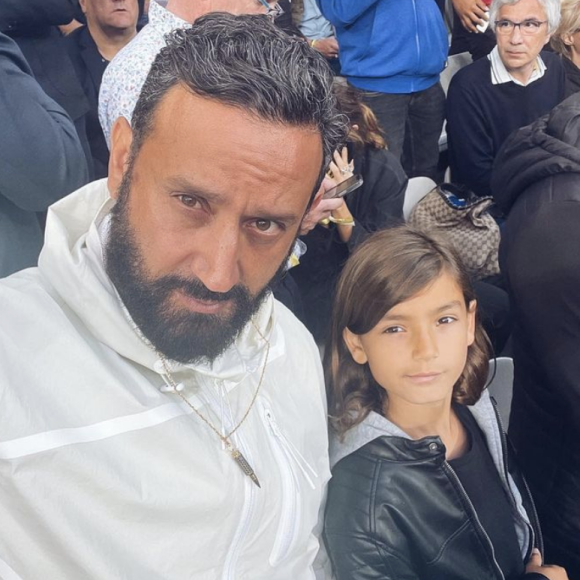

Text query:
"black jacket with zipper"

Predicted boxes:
[[324, 391, 546, 580], [492, 93, 580, 578]]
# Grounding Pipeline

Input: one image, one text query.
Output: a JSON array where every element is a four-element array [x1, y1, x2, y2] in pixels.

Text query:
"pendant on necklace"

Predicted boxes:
[[228, 445, 261, 488]]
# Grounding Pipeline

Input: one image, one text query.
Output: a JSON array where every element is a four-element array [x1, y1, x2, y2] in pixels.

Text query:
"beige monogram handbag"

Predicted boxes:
[[409, 184, 500, 281]]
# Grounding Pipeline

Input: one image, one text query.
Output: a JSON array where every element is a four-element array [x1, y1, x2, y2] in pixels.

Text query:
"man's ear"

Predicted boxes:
[[78, 0, 88, 14], [343, 328, 368, 365], [107, 117, 134, 199]]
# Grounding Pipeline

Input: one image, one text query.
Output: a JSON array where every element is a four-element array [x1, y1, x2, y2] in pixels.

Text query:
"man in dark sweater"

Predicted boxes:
[[446, 0, 567, 197], [66, 0, 138, 179]]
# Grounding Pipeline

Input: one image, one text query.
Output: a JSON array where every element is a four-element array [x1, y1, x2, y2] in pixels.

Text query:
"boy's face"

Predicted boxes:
[[344, 272, 476, 416]]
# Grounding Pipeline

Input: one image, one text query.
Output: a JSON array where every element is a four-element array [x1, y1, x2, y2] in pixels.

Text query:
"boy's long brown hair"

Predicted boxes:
[[324, 226, 491, 437]]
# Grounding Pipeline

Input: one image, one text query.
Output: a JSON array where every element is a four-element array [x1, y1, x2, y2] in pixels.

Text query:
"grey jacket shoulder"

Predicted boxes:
[[0, 32, 88, 275], [330, 389, 500, 469]]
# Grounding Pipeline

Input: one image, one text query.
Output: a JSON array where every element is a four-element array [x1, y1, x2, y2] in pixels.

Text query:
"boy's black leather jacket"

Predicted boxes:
[[324, 390, 547, 580]]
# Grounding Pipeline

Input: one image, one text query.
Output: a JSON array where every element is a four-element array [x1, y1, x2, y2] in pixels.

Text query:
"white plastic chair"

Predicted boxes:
[[486, 357, 514, 430], [438, 52, 473, 152], [403, 176, 437, 220]]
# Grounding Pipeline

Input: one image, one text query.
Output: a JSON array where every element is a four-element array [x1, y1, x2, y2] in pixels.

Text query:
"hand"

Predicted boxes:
[[59, 19, 82, 36], [311, 37, 339, 59], [525, 549, 569, 580], [299, 178, 343, 235], [451, 0, 488, 33], [328, 147, 354, 184]]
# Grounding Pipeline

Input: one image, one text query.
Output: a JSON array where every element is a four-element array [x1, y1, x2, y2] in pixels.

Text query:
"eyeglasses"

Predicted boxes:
[[256, 0, 284, 19], [494, 19, 547, 35]]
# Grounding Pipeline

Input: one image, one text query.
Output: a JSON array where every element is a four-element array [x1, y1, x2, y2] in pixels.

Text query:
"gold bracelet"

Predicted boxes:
[[311, 39, 318, 48], [328, 215, 355, 226]]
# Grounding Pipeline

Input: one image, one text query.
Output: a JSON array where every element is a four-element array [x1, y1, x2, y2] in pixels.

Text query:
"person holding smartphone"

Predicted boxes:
[[293, 82, 408, 343]]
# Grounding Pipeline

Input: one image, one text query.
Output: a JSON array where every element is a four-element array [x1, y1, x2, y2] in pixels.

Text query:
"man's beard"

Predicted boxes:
[[105, 170, 288, 364]]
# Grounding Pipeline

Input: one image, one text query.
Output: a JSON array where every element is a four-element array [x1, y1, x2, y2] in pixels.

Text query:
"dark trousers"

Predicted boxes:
[[361, 82, 445, 180]]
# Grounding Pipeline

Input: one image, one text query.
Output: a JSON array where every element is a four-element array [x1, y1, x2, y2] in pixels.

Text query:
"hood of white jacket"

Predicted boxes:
[[37, 179, 280, 382]]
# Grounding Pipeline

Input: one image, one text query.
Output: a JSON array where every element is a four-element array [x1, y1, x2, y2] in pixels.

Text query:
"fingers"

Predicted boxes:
[[454, 0, 488, 31], [314, 38, 339, 59], [328, 149, 354, 184], [327, 159, 341, 181], [319, 197, 343, 213], [460, 12, 483, 32], [528, 548, 543, 567], [299, 195, 343, 234], [524, 550, 569, 580], [332, 149, 343, 166]]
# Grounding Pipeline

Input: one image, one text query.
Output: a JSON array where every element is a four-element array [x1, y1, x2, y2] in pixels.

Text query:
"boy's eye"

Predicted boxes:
[[438, 316, 456, 325], [384, 326, 404, 334]]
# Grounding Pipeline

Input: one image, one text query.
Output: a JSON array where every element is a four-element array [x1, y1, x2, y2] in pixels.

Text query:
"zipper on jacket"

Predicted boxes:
[[520, 473, 544, 556], [222, 466, 257, 580], [442, 461, 506, 580], [490, 399, 541, 558], [262, 402, 317, 566], [192, 377, 259, 580], [411, 0, 419, 90]]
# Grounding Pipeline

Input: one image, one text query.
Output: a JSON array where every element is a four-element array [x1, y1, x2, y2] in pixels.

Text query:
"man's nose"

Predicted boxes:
[[192, 229, 242, 294], [509, 24, 524, 43]]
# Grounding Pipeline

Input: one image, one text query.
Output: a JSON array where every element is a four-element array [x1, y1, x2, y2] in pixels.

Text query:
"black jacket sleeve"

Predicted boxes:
[[346, 146, 407, 250], [325, 531, 422, 580], [0, 0, 77, 32], [0, 32, 88, 212]]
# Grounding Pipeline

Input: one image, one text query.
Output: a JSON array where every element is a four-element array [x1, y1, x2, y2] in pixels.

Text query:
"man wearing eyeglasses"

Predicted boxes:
[[446, 0, 567, 198], [98, 0, 281, 145]]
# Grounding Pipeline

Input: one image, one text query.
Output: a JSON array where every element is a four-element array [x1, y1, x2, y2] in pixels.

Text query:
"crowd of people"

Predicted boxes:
[[1, 0, 580, 579]]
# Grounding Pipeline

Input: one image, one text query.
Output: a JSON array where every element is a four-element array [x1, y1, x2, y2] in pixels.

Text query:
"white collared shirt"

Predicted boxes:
[[488, 45, 546, 87], [98, 0, 190, 146]]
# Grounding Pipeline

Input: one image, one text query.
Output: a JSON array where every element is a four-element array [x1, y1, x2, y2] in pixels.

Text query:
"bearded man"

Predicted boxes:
[[0, 14, 346, 579]]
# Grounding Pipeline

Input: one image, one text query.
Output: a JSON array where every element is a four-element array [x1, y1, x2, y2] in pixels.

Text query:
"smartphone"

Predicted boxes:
[[476, 11, 489, 33], [323, 174, 364, 199]]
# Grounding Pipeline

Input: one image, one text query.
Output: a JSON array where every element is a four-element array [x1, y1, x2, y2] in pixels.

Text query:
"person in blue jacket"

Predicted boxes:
[[317, 0, 448, 180]]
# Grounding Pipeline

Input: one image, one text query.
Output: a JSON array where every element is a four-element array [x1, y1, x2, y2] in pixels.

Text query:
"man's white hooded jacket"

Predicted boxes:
[[0, 180, 331, 580]]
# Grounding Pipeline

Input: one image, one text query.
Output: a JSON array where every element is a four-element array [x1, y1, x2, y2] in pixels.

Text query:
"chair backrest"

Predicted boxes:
[[403, 176, 437, 220], [440, 51, 473, 95], [486, 357, 514, 430]]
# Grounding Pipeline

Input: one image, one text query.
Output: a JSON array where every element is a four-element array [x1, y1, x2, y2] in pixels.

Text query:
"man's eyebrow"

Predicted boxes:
[[382, 300, 463, 321], [165, 176, 300, 225], [165, 177, 227, 204]]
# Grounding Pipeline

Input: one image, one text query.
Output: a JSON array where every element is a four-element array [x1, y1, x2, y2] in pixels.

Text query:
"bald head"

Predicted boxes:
[[164, 0, 273, 22]]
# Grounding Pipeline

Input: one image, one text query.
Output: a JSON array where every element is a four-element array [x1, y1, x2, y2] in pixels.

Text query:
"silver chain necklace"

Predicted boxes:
[[158, 322, 270, 488]]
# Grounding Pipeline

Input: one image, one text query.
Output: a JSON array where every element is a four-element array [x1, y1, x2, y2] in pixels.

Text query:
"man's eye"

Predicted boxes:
[[523, 20, 541, 29], [251, 219, 282, 234], [177, 195, 200, 208], [497, 20, 511, 29]]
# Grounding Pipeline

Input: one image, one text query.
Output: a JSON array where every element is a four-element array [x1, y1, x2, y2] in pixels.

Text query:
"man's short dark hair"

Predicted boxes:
[[131, 13, 348, 170]]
